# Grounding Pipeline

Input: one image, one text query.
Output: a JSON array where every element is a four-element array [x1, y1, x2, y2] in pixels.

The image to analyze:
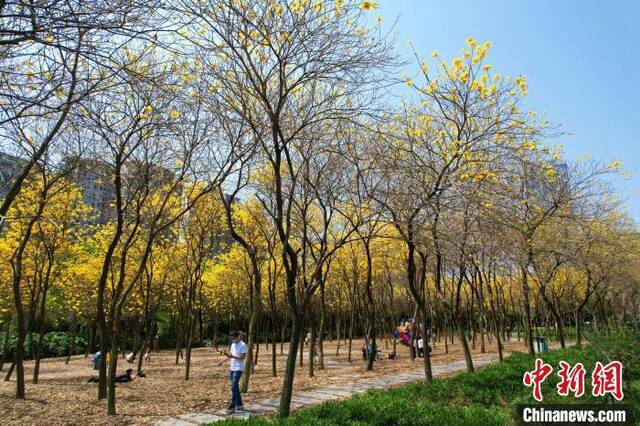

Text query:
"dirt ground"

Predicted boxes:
[[0, 335, 533, 425]]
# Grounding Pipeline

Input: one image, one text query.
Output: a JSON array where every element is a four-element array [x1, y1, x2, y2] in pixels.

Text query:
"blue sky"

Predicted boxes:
[[377, 0, 640, 223]]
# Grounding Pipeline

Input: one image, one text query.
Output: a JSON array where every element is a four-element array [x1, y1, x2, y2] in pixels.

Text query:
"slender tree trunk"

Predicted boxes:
[[278, 312, 301, 419], [86, 320, 94, 358], [175, 319, 183, 365], [10, 270, 27, 398], [280, 315, 286, 355], [521, 260, 535, 355], [318, 281, 326, 370], [443, 320, 449, 354], [185, 309, 195, 381], [1, 317, 12, 371], [419, 306, 433, 381], [271, 315, 277, 377], [213, 316, 219, 351], [298, 313, 305, 368], [33, 289, 49, 384], [13, 330, 25, 398], [494, 314, 504, 362], [347, 306, 354, 362], [335, 316, 341, 357], [4, 362, 16, 382], [458, 317, 474, 373], [364, 241, 376, 371], [308, 318, 315, 378], [107, 324, 119, 415], [240, 290, 258, 392]]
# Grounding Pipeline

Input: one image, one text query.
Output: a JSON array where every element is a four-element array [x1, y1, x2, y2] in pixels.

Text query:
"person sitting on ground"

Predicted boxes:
[[115, 368, 134, 382], [91, 351, 101, 370], [88, 368, 135, 383]]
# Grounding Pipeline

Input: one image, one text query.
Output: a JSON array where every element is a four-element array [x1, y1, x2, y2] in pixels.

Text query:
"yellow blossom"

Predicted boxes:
[[360, 1, 378, 11]]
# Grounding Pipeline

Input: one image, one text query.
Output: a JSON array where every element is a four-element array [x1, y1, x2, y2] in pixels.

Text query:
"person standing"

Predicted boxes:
[[217, 331, 248, 413]]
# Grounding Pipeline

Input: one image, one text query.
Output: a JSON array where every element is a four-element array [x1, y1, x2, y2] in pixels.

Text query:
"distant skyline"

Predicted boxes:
[[378, 0, 639, 223]]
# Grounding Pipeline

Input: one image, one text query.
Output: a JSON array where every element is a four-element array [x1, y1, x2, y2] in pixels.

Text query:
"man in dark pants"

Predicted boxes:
[[217, 331, 248, 414]]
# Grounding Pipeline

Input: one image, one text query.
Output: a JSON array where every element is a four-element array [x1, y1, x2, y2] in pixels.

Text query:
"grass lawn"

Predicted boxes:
[[218, 331, 640, 425]]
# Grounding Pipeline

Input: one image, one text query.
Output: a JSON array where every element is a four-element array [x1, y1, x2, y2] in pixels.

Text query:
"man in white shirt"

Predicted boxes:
[[217, 330, 248, 413]]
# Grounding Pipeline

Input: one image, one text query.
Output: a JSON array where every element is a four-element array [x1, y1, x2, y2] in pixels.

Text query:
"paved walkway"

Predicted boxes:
[[155, 354, 498, 425]]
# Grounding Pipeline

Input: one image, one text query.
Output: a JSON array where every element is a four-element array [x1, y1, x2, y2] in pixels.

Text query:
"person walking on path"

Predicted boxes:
[[217, 331, 248, 414]]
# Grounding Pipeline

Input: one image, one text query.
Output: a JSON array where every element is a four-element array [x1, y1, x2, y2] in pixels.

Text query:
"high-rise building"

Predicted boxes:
[[0, 152, 26, 200], [64, 157, 114, 224]]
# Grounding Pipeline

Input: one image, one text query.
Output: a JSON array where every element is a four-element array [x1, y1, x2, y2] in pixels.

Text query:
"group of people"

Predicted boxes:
[[85, 329, 434, 414], [361, 343, 383, 360], [89, 334, 155, 383], [85, 330, 249, 415]]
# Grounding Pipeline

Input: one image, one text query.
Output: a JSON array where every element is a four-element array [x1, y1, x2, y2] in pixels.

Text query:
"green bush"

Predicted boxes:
[[215, 331, 640, 425], [0, 331, 86, 361]]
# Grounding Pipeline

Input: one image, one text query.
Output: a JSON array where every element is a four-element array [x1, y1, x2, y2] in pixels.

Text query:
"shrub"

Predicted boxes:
[[0, 331, 86, 361]]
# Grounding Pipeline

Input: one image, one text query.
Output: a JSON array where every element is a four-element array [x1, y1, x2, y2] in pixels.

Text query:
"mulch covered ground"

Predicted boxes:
[[0, 335, 532, 425]]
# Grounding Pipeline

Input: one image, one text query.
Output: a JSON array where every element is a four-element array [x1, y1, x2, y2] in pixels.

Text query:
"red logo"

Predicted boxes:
[[557, 361, 586, 397], [592, 361, 624, 401], [523, 359, 624, 401], [523, 358, 554, 401]]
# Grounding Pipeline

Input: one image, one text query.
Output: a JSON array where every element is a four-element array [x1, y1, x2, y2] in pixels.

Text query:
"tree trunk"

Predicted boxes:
[[4, 362, 16, 382], [280, 314, 286, 355], [175, 322, 183, 365], [271, 314, 277, 377], [521, 264, 535, 355], [575, 307, 583, 346], [308, 319, 315, 378], [1, 318, 12, 371], [240, 294, 258, 392], [458, 317, 474, 373], [106, 326, 119, 415], [33, 288, 49, 384], [64, 316, 78, 365], [335, 316, 341, 357], [443, 321, 449, 354], [318, 281, 326, 370], [364, 241, 376, 371], [185, 311, 195, 381], [347, 305, 354, 362], [278, 313, 301, 419], [298, 314, 305, 368], [86, 320, 94, 358], [419, 306, 433, 381], [13, 330, 25, 398]]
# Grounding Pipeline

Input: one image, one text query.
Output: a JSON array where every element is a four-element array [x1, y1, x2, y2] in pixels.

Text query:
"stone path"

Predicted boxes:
[[154, 354, 498, 425]]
